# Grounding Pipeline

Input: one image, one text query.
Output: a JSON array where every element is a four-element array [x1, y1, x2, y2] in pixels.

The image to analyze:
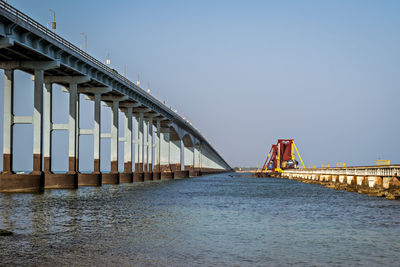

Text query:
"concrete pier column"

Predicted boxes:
[[367, 176, 384, 196], [194, 145, 201, 175], [346, 175, 356, 192], [0, 69, 46, 193], [143, 119, 148, 173], [102, 100, 120, 184], [93, 94, 101, 173], [170, 139, 181, 171], [32, 69, 44, 175], [144, 118, 153, 181], [43, 82, 77, 189], [384, 177, 400, 200], [65, 82, 80, 179], [134, 112, 144, 182], [77, 88, 111, 186], [184, 145, 198, 176], [152, 119, 161, 180], [148, 118, 153, 176], [2, 69, 13, 174], [43, 83, 52, 174], [160, 127, 173, 180], [120, 107, 133, 183], [174, 140, 189, 178], [42, 76, 89, 188]]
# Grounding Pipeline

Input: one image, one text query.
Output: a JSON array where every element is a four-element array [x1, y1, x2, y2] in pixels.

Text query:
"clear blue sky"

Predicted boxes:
[[2, 0, 400, 170]]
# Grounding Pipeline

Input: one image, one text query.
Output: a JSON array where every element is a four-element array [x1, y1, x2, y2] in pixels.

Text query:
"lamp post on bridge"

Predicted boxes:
[[80, 32, 87, 52], [49, 9, 56, 32]]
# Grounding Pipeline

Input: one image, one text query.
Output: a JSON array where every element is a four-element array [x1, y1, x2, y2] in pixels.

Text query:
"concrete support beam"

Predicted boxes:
[[148, 118, 153, 173], [67, 83, 78, 174], [153, 120, 161, 180], [160, 127, 173, 179], [143, 119, 148, 173], [44, 75, 90, 85], [43, 83, 52, 174], [144, 118, 154, 181], [0, 68, 47, 192], [77, 91, 103, 187], [93, 93, 101, 173], [169, 139, 181, 171], [120, 107, 133, 183], [0, 37, 14, 49], [0, 60, 60, 70], [133, 112, 144, 182], [110, 100, 119, 172], [32, 69, 43, 174], [2, 69, 13, 173], [184, 145, 194, 170]]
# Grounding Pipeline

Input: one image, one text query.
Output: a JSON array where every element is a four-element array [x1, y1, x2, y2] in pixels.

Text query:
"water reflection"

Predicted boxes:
[[1, 174, 400, 266]]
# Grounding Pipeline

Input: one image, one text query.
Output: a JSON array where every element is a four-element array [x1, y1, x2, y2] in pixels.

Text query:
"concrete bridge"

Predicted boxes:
[[279, 166, 400, 199], [0, 2, 232, 193]]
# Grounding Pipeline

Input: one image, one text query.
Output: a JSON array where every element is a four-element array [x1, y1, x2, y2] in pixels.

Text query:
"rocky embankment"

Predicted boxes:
[[256, 171, 400, 200]]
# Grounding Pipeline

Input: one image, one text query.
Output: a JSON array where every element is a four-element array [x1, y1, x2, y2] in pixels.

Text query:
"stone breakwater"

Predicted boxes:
[[256, 168, 400, 200]]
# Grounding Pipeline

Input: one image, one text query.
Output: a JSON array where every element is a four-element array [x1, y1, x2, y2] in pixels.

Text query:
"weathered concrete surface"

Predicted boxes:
[[78, 173, 101, 186], [119, 173, 133, 183], [133, 172, 144, 182], [44, 173, 77, 189], [102, 173, 119, 185], [144, 172, 153, 181], [257, 170, 400, 200], [152, 172, 161, 180], [0, 173, 43, 193], [161, 171, 174, 180], [173, 170, 189, 179]]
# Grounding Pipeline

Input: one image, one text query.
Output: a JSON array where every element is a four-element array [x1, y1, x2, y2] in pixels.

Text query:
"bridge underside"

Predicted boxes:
[[0, 2, 232, 192]]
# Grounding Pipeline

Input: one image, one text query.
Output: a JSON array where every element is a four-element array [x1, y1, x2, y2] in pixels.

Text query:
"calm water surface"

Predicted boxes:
[[1, 173, 400, 266]]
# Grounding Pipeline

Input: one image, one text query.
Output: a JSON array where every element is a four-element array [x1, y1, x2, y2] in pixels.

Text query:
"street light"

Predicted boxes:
[[80, 32, 87, 52], [106, 53, 110, 65], [49, 9, 56, 32]]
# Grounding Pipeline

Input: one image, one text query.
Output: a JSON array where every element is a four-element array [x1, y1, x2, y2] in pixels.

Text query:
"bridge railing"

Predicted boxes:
[[0, 1, 232, 170], [284, 166, 400, 177], [0, 1, 151, 96]]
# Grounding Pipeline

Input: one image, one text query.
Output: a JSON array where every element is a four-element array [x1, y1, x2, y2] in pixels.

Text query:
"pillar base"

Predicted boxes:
[[189, 170, 201, 177], [144, 172, 153, 181], [102, 173, 119, 184], [134, 172, 144, 182], [0, 173, 43, 193], [161, 171, 174, 180], [44, 173, 77, 189], [120, 172, 133, 183], [78, 173, 102, 186], [174, 170, 189, 179], [152, 172, 161, 180]]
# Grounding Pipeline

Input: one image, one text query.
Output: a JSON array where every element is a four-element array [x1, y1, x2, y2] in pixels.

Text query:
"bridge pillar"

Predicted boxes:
[[173, 140, 189, 178], [120, 107, 133, 183], [144, 118, 153, 181], [170, 139, 181, 172], [184, 145, 198, 177], [184, 145, 194, 173], [193, 145, 201, 175], [152, 119, 161, 180], [160, 127, 173, 179], [143, 119, 148, 174], [134, 112, 144, 181], [42, 82, 76, 189], [101, 99, 120, 184], [77, 88, 110, 186], [0, 69, 46, 192], [2, 69, 13, 175]]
